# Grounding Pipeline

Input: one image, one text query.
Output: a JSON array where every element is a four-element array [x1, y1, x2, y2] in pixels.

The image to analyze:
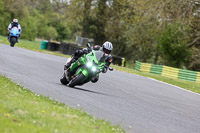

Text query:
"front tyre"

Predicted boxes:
[[60, 73, 69, 85], [10, 37, 16, 47], [68, 73, 84, 87]]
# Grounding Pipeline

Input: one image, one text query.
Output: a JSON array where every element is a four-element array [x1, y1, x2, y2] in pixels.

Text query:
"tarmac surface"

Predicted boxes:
[[0, 43, 200, 133]]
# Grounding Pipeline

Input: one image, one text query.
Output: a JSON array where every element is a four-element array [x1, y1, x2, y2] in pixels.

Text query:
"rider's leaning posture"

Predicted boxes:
[[65, 41, 113, 83], [8, 19, 22, 42]]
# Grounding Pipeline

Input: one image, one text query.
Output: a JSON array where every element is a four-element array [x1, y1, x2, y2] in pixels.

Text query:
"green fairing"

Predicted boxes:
[[69, 50, 106, 83], [79, 69, 88, 76]]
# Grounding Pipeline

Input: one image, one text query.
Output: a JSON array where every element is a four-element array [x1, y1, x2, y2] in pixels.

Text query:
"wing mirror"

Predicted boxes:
[[87, 43, 91, 48]]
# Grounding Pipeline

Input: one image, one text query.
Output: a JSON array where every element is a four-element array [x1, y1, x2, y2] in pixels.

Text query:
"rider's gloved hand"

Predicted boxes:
[[77, 50, 83, 55], [83, 48, 88, 54]]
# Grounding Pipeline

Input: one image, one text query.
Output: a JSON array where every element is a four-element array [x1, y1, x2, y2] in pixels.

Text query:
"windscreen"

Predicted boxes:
[[11, 27, 18, 34], [11, 27, 18, 31], [94, 51, 106, 63]]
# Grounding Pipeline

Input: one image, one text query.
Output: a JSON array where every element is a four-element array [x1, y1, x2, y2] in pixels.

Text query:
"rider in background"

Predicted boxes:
[[8, 19, 22, 42], [65, 41, 113, 83]]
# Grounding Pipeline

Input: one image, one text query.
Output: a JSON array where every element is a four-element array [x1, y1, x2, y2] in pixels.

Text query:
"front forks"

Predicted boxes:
[[64, 69, 71, 82]]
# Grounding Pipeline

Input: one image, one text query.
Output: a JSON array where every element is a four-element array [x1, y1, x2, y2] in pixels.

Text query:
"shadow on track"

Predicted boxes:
[[73, 86, 112, 96], [56, 82, 113, 97]]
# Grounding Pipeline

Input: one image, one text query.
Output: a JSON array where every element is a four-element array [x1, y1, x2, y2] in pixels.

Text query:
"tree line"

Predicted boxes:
[[0, 0, 200, 71], [0, 0, 71, 41]]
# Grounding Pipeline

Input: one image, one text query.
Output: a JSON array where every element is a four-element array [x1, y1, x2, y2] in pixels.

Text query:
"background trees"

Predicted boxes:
[[0, 0, 200, 71], [157, 23, 191, 68], [0, 0, 71, 41], [0, 0, 11, 36]]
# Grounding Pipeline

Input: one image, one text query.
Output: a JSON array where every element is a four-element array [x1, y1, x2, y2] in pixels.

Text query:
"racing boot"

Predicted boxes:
[[64, 56, 76, 70], [91, 75, 99, 83]]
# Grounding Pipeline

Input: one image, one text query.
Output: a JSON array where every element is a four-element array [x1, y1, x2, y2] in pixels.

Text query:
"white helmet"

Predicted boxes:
[[102, 41, 113, 54], [13, 19, 18, 23]]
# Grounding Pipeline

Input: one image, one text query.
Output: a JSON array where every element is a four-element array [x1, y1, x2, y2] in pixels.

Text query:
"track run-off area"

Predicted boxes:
[[0, 43, 200, 133]]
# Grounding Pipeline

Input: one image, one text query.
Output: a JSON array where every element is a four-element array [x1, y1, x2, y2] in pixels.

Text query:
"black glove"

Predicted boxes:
[[88, 47, 92, 52], [75, 50, 83, 56], [83, 48, 89, 54]]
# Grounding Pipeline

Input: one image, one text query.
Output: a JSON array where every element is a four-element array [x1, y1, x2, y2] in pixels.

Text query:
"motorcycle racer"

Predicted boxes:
[[64, 41, 113, 83], [8, 19, 21, 42]]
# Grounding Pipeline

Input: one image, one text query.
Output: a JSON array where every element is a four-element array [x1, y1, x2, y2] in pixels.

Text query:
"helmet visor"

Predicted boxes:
[[103, 48, 111, 54]]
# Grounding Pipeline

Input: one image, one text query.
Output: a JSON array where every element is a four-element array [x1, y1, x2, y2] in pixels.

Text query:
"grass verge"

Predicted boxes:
[[0, 75, 124, 133], [111, 65, 200, 94], [0, 35, 69, 58]]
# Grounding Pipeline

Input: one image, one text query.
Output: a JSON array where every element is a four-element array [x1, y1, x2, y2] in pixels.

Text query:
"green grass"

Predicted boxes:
[[0, 35, 69, 58], [0, 75, 124, 133], [111, 65, 200, 94]]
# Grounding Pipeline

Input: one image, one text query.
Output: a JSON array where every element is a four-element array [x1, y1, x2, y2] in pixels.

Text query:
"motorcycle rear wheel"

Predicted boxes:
[[68, 73, 84, 87]]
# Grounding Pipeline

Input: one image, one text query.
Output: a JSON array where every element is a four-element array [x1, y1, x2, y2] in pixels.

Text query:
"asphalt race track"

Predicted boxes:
[[0, 43, 200, 133]]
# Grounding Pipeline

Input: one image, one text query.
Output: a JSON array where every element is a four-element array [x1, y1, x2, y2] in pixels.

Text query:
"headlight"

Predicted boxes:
[[87, 62, 92, 67], [87, 61, 97, 72], [92, 66, 96, 72]]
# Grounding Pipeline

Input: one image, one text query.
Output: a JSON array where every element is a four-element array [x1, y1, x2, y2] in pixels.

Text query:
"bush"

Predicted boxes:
[[45, 26, 58, 40], [157, 24, 191, 68], [55, 22, 71, 41], [20, 16, 38, 41], [0, 0, 11, 36]]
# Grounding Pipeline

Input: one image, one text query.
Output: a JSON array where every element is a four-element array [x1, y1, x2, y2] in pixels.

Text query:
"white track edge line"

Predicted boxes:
[[147, 77, 200, 96]]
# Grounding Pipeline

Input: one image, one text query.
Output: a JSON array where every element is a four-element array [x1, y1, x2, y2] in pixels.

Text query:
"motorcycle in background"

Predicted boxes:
[[9, 27, 20, 47]]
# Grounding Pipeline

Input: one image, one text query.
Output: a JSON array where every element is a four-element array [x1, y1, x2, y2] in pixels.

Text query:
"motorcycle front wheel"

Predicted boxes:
[[60, 73, 69, 85], [10, 37, 16, 47], [68, 72, 84, 87]]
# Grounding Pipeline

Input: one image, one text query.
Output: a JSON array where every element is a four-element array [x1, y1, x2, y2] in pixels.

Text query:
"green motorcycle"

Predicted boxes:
[[60, 44, 113, 87]]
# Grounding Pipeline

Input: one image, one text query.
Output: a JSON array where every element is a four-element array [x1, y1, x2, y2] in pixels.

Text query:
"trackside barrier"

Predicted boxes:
[[178, 69, 197, 82], [45, 41, 126, 67], [135, 61, 200, 83], [40, 40, 48, 49], [196, 72, 200, 83], [135, 61, 141, 71], [162, 66, 179, 79], [122, 58, 126, 67], [112, 55, 126, 67], [47, 41, 60, 51], [140, 63, 151, 73], [150, 64, 163, 75]]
